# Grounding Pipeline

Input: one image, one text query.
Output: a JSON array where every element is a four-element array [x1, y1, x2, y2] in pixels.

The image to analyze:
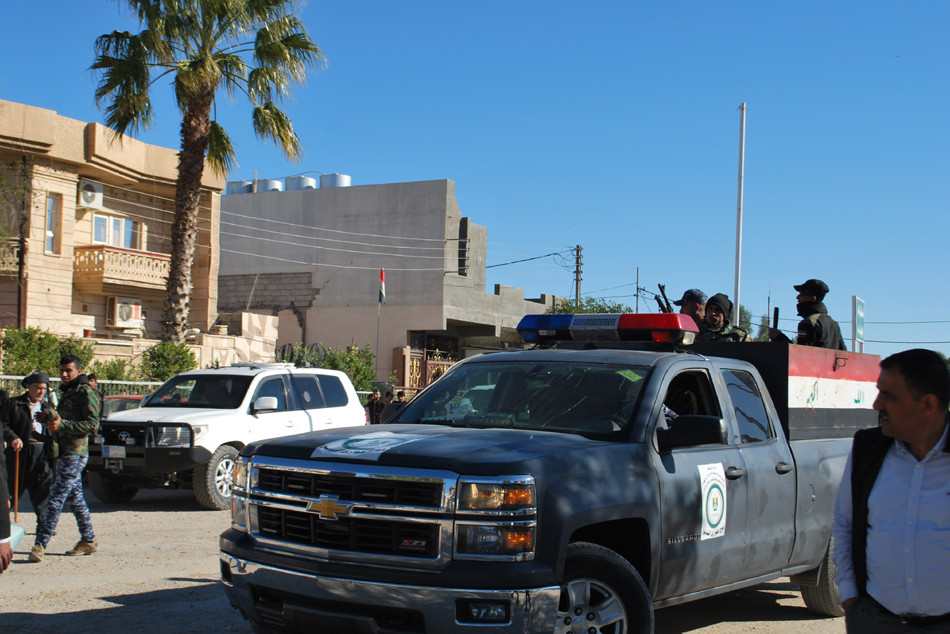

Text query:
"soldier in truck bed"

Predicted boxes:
[[770, 279, 847, 350], [696, 293, 751, 342]]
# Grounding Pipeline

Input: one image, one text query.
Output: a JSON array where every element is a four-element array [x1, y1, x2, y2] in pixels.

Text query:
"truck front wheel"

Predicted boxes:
[[194, 445, 239, 510], [88, 472, 139, 504], [558, 541, 654, 634], [799, 537, 844, 617]]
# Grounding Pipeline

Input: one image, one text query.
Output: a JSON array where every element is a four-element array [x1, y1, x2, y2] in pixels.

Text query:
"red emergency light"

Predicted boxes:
[[517, 313, 699, 345]]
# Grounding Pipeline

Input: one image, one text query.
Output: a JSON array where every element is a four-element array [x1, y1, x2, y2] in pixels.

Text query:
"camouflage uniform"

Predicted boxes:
[[696, 321, 751, 343], [34, 377, 100, 549]]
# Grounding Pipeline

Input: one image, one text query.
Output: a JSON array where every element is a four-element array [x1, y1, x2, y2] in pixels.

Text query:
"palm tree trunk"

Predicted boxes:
[[162, 89, 214, 342]]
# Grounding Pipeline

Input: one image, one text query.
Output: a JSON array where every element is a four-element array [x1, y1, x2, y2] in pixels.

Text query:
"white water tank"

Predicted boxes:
[[286, 176, 318, 190], [226, 180, 253, 195], [319, 173, 351, 188], [259, 179, 284, 192]]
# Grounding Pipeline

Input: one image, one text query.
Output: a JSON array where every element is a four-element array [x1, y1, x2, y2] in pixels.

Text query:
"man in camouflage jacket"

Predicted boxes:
[[29, 355, 100, 562], [696, 293, 751, 342]]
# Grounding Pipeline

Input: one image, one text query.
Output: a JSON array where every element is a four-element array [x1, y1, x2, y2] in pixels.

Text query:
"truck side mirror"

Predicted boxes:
[[253, 396, 279, 413], [656, 415, 728, 452]]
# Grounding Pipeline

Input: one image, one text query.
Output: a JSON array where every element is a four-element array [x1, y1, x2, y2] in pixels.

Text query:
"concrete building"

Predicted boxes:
[[218, 177, 560, 387], [0, 99, 275, 367]]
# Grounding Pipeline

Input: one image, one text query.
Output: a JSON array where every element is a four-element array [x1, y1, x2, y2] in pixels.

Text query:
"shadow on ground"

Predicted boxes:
[[0, 579, 252, 634], [655, 580, 840, 633]]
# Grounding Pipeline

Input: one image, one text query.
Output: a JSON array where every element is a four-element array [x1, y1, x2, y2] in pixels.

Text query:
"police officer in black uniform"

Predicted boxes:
[[771, 279, 847, 350]]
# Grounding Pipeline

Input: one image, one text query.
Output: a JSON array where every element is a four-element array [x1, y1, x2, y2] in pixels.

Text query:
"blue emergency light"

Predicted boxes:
[[517, 313, 699, 345]]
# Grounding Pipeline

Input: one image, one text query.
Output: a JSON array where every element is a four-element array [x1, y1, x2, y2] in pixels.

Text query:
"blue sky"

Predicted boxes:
[[2, 2, 948, 358]]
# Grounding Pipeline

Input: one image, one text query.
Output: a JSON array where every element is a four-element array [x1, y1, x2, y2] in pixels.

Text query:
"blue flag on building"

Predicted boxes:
[[379, 268, 386, 305]]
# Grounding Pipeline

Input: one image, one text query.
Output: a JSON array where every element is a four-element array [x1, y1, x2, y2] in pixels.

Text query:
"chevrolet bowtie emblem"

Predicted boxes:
[[307, 495, 353, 520]]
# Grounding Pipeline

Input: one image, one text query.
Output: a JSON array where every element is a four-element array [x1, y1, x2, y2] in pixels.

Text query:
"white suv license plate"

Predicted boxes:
[[103, 445, 127, 459]]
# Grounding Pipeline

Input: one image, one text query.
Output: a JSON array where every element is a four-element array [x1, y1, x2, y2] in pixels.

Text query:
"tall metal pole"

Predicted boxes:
[[733, 103, 746, 327]]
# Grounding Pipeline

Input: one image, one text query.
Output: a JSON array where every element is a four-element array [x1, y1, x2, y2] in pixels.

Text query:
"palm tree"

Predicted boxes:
[[92, 0, 325, 341]]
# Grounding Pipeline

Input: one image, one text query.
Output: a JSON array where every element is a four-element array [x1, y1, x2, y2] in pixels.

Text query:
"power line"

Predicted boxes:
[[486, 251, 569, 269]]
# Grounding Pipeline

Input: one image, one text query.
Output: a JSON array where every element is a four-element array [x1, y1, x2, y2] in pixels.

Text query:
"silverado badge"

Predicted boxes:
[[307, 495, 353, 520]]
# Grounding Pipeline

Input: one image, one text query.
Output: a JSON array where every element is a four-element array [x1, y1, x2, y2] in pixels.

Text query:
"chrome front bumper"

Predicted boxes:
[[221, 555, 560, 633]]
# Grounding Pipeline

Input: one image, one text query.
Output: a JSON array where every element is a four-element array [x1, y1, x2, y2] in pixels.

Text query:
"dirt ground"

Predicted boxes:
[[0, 488, 845, 633]]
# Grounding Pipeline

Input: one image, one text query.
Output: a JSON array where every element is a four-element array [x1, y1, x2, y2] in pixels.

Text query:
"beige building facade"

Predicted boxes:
[[218, 177, 560, 387], [0, 99, 274, 367]]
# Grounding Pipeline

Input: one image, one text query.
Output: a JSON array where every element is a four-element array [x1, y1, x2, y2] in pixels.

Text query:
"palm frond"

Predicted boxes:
[[252, 102, 302, 161], [206, 120, 237, 176]]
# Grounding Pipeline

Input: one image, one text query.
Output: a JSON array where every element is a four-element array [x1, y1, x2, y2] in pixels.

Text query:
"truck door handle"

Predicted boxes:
[[725, 467, 746, 480], [775, 462, 793, 474]]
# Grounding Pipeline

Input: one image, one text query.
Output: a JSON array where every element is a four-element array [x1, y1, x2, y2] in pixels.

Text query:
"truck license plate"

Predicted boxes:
[[103, 445, 127, 459]]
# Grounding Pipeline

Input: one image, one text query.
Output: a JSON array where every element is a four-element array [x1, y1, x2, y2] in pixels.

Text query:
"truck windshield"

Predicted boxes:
[[393, 361, 651, 437], [142, 374, 253, 409]]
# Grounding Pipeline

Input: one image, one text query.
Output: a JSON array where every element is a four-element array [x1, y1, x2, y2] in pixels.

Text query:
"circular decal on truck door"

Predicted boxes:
[[698, 463, 727, 540]]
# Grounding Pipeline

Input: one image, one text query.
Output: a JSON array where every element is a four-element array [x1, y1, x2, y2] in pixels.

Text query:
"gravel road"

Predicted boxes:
[[0, 488, 845, 633]]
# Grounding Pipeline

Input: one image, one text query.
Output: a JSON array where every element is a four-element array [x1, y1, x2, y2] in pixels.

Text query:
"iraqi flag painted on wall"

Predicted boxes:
[[379, 268, 386, 305]]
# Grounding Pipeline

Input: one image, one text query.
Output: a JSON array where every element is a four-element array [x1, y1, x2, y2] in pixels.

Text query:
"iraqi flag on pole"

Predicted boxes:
[[379, 268, 386, 305]]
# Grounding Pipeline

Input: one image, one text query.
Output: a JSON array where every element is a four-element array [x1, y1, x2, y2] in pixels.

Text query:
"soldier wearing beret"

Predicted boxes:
[[771, 279, 846, 350], [673, 288, 707, 328], [697, 293, 751, 342]]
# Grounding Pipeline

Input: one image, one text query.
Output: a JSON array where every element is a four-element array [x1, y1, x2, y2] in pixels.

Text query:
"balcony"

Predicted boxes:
[[73, 245, 170, 296]]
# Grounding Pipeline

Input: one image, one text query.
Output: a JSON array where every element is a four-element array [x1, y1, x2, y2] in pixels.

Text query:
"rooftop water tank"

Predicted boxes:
[[319, 173, 351, 188], [259, 179, 284, 192], [226, 180, 253, 195], [285, 176, 318, 190]]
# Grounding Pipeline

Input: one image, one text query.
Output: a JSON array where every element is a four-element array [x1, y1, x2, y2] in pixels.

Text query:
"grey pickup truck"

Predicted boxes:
[[220, 313, 879, 633]]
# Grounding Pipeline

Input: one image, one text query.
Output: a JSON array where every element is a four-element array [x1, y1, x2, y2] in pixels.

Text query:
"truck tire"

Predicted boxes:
[[194, 445, 238, 510], [88, 472, 139, 504], [558, 541, 654, 634], [799, 538, 845, 617]]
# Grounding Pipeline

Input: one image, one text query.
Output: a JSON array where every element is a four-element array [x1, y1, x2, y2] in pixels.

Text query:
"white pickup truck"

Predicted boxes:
[[87, 362, 367, 509]]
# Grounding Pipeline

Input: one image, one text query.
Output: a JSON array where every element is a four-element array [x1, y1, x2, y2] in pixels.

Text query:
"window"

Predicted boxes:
[[721, 369, 774, 443], [45, 194, 62, 254], [255, 378, 288, 411], [290, 375, 327, 410], [663, 370, 719, 418], [93, 213, 143, 249]]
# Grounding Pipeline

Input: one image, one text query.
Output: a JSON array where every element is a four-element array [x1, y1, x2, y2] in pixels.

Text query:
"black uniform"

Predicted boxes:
[[796, 301, 847, 350]]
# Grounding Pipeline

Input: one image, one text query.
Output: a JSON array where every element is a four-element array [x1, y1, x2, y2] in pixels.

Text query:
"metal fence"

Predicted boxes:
[[0, 376, 162, 397]]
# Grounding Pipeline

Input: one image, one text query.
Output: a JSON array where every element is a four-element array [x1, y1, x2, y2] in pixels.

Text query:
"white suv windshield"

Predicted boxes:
[[393, 361, 651, 437], [143, 374, 254, 409]]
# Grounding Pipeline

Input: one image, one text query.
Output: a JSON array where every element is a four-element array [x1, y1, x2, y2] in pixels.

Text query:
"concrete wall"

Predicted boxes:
[[219, 178, 561, 380]]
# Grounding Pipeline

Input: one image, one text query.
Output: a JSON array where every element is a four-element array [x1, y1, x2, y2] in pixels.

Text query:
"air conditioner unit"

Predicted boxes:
[[78, 180, 104, 210], [106, 296, 143, 328]]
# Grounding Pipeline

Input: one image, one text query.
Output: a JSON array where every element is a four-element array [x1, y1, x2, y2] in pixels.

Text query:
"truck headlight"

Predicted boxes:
[[458, 478, 535, 512], [153, 425, 192, 447], [230, 460, 249, 529], [456, 522, 535, 558], [152, 424, 207, 447]]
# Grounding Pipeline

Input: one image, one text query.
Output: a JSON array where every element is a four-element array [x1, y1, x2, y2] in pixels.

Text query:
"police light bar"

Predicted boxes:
[[517, 313, 699, 345]]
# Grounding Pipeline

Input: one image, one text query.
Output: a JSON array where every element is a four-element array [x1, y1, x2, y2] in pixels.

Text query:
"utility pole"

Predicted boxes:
[[574, 245, 583, 307], [733, 102, 746, 327]]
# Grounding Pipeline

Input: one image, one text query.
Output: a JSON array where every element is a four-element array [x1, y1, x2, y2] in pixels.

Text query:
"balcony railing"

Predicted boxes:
[[73, 245, 171, 294]]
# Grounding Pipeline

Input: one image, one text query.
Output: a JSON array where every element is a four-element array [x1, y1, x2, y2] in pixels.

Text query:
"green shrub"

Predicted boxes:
[[88, 357, 134, 381], [1, 327, 95, 376], [277, 342, 378, 391], [140, 341, 197, 381]]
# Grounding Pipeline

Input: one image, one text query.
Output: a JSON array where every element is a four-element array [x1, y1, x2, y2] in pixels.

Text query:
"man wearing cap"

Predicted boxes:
[[697, 293, 751, 342], [29, 355, 99, 562], [673, 289, 707, 328], [771, 279, 846, 349], [3, 373, 58, 527]]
